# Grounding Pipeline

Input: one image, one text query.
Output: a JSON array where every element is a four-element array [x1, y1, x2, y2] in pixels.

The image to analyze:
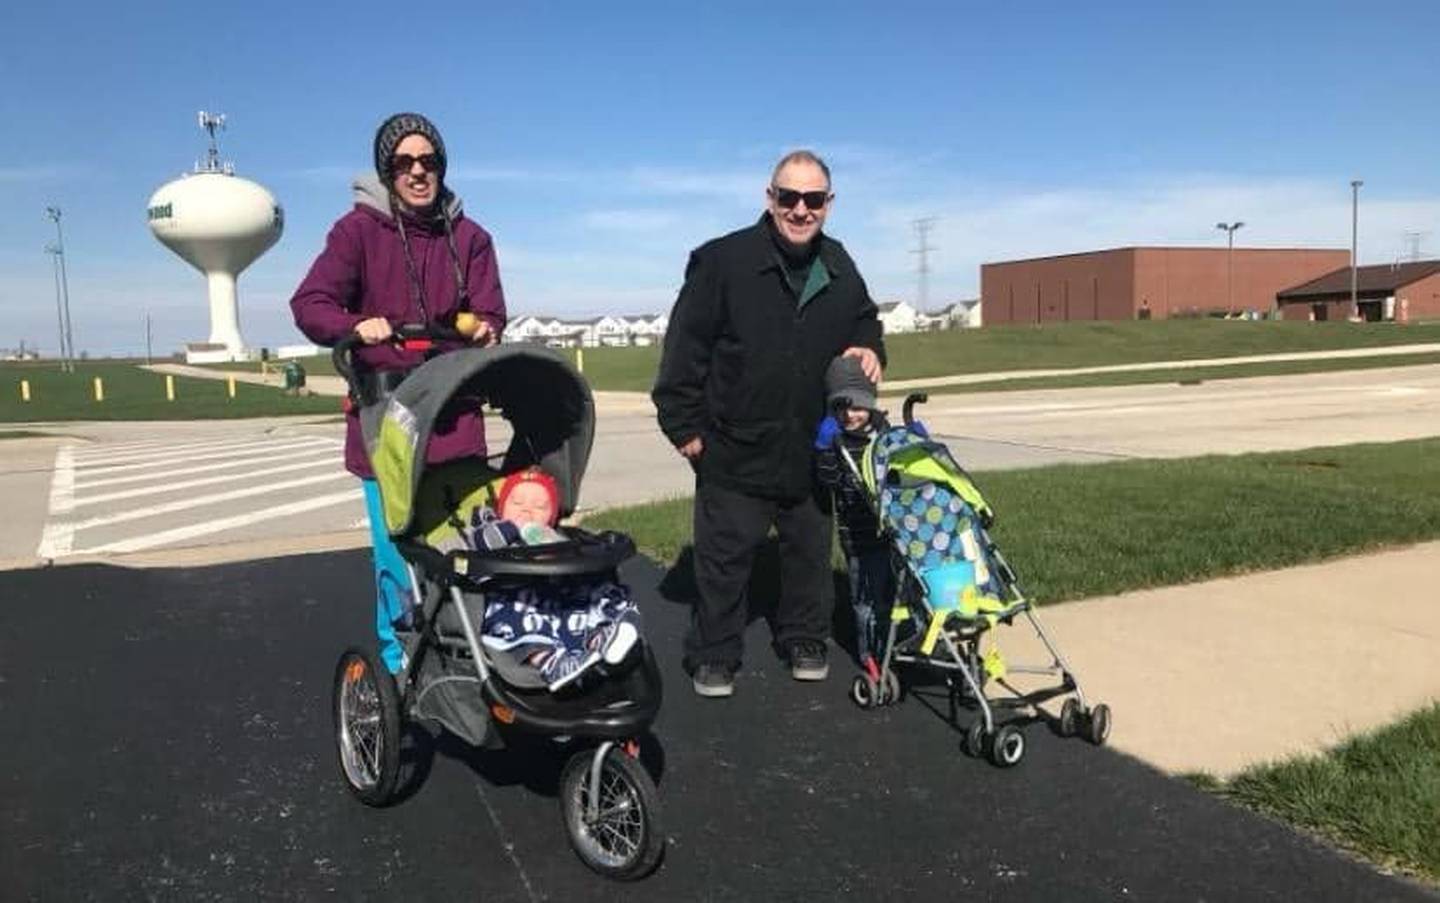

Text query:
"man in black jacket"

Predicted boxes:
[[652, 150, 886, 698]]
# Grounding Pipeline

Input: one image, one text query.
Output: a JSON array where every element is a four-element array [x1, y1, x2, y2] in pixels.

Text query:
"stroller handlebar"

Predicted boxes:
[[902, 393, 928, 429], [332, 322, 468, 392]]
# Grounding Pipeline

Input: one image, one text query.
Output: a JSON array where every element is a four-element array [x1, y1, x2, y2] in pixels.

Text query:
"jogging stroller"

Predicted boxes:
[[328, 325, 664, 879], [828, 392, 1111, 768]]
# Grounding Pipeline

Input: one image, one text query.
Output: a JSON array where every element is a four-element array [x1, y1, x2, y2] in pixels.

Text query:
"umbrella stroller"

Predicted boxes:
[[328, 325, 664, 879], [828, 393, 1111, 768]]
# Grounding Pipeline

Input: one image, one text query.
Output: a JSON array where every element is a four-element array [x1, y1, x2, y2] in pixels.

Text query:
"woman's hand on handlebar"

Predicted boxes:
[[354, 318, 393, 345]]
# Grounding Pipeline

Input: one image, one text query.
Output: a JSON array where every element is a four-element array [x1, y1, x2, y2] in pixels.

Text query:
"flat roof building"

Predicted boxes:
[[980, 247, 1349, 325]]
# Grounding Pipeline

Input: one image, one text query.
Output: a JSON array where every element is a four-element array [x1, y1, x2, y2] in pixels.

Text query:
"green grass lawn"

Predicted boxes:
[[879, 319, 1440, 382], [883, 351, 1440, 396], [1205, 704, 1440, 885], [0, 361, 341, 422], [586, 437, 1440, 604], [208, 320, 1440, 394]]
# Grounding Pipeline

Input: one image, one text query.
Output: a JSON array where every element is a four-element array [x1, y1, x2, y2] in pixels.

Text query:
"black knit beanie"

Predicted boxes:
[[373, 112, 448, 185], [825, 356, 877, 411]]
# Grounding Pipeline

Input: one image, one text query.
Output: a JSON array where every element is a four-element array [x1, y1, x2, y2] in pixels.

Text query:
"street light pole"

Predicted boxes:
[[45, 206, 75, 365], [1215, 221, 1245, 314], [43, 244, 70, 372], [1350, 180, 1363, 320]]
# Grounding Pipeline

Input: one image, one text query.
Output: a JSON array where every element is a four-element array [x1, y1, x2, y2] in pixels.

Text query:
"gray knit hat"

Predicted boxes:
[[373, 112, 447, 184], [825, 355, 877, 411]]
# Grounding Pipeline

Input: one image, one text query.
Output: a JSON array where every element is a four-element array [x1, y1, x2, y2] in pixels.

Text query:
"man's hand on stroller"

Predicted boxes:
[[814, 415, 841, 450]]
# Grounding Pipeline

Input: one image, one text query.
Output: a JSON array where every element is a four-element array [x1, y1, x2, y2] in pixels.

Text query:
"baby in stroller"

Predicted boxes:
[[469, 466, 642, 691]]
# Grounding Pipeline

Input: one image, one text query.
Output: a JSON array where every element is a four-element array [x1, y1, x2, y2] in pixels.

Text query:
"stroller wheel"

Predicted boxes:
[[1085, 703, 1113, 746], [560, 745, 665, 880], [850, 674, 879, 709], [962, 719, 987, 758], [1058, 698, 1081, 737], [881, 670, 903, 706], [987, 724, 1026, 768], [333, 647, 402, 806]]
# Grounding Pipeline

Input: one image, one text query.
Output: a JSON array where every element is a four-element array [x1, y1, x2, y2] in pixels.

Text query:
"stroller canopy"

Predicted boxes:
[[362, 344, 595, 538]]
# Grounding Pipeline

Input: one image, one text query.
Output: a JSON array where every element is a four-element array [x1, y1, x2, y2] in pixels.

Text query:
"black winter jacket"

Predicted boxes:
[[653, 216, 886, 500], [816, 425, 886, 555]]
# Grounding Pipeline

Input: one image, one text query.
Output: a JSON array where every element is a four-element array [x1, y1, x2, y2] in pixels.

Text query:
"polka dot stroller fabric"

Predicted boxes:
[[863, 427, 1004, 596]]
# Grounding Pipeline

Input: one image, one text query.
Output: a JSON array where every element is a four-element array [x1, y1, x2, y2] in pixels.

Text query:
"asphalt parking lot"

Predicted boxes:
[[2, 550, 1433, 902]]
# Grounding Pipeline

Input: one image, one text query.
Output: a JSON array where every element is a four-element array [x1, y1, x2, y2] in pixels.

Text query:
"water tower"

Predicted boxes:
[[147, 112, 283, 361]]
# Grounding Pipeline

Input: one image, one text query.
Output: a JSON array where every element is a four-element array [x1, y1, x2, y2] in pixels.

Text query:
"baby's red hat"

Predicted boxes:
[[496, 467, 561, 526]]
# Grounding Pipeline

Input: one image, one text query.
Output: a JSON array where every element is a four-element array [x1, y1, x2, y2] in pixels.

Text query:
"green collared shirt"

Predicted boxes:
[[768, 243, 833, 310]]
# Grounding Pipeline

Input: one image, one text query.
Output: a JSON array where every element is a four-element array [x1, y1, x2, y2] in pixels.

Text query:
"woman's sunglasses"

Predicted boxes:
[[391, 153, 442, 175], [770, 186, 831, 210]]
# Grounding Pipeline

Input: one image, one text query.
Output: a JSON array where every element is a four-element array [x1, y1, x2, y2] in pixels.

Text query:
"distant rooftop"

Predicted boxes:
[[1277, 260, 1440, 301]]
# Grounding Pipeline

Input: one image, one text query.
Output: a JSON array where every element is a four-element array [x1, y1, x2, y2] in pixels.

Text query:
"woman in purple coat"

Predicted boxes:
[[291, 112, 507, 672]]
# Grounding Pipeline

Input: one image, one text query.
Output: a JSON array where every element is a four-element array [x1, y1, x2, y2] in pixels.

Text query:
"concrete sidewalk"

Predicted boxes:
[[1001, 540, 1440, 776]]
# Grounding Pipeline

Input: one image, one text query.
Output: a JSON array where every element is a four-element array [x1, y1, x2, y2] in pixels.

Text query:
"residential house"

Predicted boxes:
[[877, 300, 918, 334]]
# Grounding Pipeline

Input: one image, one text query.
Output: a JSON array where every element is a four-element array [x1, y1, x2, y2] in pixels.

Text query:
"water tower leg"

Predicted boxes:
[[206, 270, 245, 356]]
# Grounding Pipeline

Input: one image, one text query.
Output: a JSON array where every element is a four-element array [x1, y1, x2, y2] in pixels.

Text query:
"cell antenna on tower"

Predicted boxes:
[[196, 111, 233, 175]]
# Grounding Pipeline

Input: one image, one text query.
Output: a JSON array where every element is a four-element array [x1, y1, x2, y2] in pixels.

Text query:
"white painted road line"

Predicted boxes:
[[81, 489, 365, 555], [79, 445, 339, 491], [76, 438, 339, 478], [35, 444, 76, 559], [71, 435, 312, 467], [76, 457, 344, 507], [70, 471, 354, 532]]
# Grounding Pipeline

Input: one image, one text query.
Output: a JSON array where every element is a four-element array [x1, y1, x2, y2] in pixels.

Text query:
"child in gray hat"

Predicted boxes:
[[814, 356, 894, 682]]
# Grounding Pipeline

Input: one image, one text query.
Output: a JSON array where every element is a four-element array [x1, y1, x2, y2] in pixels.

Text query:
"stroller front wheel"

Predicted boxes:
[[850, 674, 879, 709], [333, 647, 402, 806], [987, 724, 1026, 768], [560, 744, 665, 880]]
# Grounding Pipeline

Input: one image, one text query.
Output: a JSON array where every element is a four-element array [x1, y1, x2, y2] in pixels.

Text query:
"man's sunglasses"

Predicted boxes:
[[391, 153, 442, 175], [770, 186, 831, 210]]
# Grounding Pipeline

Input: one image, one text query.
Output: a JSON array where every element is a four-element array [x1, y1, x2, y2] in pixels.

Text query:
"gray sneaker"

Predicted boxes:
[[692, 663, 736, 698], [787, 640, 830, 681]]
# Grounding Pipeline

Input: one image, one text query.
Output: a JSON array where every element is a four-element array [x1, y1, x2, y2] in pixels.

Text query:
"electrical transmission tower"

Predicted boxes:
[[1402, 231, 1430, 262], [911, 217, 938, 311]]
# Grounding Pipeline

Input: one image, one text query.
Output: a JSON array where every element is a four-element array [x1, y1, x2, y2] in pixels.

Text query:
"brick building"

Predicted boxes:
[[980, 247, 1349, 325], [1275, 260, 1440, 322]]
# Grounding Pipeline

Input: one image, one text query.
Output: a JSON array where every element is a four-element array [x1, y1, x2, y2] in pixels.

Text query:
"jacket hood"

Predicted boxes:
[[352, 174, 464, 228]]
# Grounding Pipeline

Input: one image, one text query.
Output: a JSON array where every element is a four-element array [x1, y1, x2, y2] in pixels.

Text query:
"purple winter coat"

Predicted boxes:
[[290, 176, 508, 477]]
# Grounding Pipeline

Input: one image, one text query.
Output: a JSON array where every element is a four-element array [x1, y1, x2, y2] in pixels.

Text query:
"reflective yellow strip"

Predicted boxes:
[[920, 611, 945, 655], [890, 606, 910, 622]]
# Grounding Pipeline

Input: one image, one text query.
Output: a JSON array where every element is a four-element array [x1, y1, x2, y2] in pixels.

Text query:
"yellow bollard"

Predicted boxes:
[[575, 347, 585, 373], [93, 377, 104, 402], [20, 380, 31, 402], [166, 374, 175, 402], [227, 375, 237, 399]]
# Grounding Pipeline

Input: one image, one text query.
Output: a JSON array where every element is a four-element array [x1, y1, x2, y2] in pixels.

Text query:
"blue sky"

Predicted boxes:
[[2, 1, 1438, 356]]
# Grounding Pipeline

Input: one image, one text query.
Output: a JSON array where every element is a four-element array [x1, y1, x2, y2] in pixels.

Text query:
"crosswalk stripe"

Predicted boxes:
[[78, 445, 338, 491], [77, 439, 338, 481], [36, 444, 76, 559], [77, 457, 343, 506], [81, 489, 365, 555], [70, 471, 355, 532], [72, 435, 329, 467]]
